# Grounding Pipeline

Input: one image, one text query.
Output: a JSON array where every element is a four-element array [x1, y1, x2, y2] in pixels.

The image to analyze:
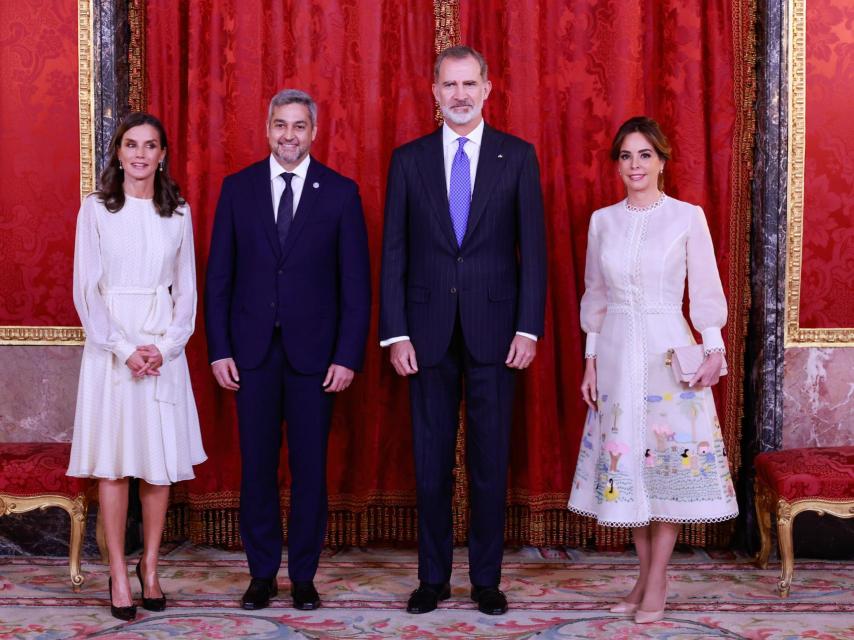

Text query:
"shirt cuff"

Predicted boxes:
[[114, 342, 137, 366], [700, 328, 725, 353], [515, 331, 537, 342], [380, 335, 410, 348], [584, 332, 598, 358]]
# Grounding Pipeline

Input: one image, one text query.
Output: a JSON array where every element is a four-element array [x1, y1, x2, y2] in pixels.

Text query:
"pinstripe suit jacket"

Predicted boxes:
[[379, 124, 547, 367]]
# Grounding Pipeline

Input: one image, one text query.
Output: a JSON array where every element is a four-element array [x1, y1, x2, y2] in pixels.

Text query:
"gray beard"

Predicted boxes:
[[441, 105, 479, 125]]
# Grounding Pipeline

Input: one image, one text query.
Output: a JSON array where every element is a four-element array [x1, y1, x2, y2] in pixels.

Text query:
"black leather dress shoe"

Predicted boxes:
[[406, 581, 451, 614], [471, 585, 508, 615], [241, 577, 278, 610], [291, 581, 321, 610]]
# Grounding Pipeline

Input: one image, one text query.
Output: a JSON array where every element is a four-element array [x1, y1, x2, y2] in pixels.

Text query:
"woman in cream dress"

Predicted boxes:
[[567, 117, 737, 623], [67, 113, 206, 620]]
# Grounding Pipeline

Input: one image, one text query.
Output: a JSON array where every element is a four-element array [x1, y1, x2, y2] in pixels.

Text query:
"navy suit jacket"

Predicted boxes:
[[379, 124, 547, 367], [205, 157, 371, 374]]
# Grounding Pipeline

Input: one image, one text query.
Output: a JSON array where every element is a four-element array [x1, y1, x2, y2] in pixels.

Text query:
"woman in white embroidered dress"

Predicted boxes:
[[567, 117, 737, 623], [67, 113, 206, 620]]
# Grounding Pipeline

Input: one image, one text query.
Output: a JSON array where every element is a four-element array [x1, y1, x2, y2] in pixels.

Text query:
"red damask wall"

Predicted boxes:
[[0, 0, 80, 326], [799, 0, 854, 329]]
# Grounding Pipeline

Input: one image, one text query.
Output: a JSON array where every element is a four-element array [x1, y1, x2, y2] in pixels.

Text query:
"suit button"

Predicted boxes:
[[270, 302, 276, 308], [274, 321, 281, 328], [457, 256, 464, 263], [278, 269, 284, 275], [450, 287, 457, 294]]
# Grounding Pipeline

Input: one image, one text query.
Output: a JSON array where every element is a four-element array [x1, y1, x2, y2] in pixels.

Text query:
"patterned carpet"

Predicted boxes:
[[1, 544, 853, 639]]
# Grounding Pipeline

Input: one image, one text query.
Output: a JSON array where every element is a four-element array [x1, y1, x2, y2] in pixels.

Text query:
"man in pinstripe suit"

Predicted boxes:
[[379, 45, 547, 616]]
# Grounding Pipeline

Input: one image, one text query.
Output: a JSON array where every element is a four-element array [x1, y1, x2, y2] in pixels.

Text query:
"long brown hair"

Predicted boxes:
[[610, 116, 672, 191], [97, 112, 185, 217]]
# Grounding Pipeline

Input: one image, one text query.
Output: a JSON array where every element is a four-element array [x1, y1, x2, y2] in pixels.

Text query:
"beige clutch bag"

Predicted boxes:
[[665, 345, 727, 384]]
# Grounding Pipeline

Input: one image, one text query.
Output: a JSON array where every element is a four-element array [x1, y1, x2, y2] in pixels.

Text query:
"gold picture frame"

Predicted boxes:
[[785, 0, 854, 346], [0, 0, 93, 346]]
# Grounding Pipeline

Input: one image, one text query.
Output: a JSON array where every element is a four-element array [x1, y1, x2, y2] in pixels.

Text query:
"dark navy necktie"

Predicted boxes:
[[448, 137, 470, 246], [277, 172, 294, 249]]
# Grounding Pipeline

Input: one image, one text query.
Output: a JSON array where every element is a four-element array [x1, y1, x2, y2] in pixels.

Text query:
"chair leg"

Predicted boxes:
[[67, 494, 88, 591], [776, 499, 795, 597], [754, 480, 773, 570]]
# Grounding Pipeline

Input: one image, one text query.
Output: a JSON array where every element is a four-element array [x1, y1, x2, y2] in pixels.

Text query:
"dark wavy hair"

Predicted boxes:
[[610, 116, 672, 191], [97, 112, 185, 217]]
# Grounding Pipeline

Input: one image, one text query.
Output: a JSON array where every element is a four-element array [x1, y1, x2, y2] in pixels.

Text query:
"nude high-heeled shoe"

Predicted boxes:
[[609, 601, 639, 614], [634, 608, 665, 624]]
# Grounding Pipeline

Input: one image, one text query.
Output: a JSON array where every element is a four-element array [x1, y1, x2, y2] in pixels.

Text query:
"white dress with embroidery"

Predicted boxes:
[[567, 195, 738, 526], [67, 194, 207, 485]]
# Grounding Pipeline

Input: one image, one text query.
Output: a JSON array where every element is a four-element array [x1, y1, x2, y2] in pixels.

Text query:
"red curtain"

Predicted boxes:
[[145, 0, 436, 546], [460, 0, 752, 545], [145, 0, 752, 547]]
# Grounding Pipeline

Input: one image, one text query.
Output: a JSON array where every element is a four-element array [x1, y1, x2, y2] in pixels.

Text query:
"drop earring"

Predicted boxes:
[[159, 160, 164, 172]]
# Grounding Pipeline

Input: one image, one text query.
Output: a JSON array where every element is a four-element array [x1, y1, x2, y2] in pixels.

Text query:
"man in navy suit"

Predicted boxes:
[[379, 46, 547, 615], [205, 89, 371, 611]]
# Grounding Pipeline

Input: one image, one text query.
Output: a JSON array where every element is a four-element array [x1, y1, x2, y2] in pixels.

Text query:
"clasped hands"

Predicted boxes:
[[125, 344, 163, 378], [389, 335, 536, 376]]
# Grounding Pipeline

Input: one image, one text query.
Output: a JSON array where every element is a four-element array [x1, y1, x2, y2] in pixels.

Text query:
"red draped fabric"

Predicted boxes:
[[145, 0, 751, 547], [460, 0, 751, 545], [145, 0, 435, 546]]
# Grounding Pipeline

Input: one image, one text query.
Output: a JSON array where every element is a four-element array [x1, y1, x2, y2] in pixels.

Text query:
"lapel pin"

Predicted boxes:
[[313, 182, 320, 189], [497, 154, 503, 158]]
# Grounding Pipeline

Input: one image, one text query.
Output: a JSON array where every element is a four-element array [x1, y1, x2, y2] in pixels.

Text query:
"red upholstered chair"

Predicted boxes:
[[753, 446, 854, 596], [0, 443, 91, 589]]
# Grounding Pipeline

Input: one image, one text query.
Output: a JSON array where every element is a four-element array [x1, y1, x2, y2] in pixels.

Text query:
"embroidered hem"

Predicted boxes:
[[567, 503, 738, 528]]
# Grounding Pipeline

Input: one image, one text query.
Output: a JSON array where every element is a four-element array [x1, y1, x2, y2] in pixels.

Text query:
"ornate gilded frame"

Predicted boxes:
[[785, 0, 854, 346], [0, 0, 93, 346]]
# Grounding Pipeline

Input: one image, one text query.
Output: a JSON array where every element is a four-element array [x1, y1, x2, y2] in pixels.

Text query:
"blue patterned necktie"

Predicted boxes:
[[277, 172, 294, 249], [448, 136, 470, 246]]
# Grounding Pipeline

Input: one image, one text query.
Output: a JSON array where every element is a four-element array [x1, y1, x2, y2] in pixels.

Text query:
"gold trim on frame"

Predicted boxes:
[[2, 1, 92, 346], [78, 0, 95, 199], [0, 327, 84, 345], [785, 0, 854, 346]]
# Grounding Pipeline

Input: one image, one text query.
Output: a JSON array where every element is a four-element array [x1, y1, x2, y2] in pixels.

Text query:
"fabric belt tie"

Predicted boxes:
[[103, 285, 176, 404], [606, 302, 683, 315]]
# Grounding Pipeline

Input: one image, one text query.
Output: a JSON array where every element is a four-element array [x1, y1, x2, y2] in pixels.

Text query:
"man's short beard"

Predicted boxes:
[[441, 104, 480, 125]]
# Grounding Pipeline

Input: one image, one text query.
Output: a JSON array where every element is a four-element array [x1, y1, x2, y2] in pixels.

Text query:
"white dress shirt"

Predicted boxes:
[[381, 120, 536, 347], [270, 153, 311, 220]]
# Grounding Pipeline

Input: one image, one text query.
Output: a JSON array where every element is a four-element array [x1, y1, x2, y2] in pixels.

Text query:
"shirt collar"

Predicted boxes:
[[442, 119, 485, 148], [269, 153, 311, 182]]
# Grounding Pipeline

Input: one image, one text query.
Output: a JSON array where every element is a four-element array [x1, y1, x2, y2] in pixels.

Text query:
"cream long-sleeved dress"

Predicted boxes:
[[567, 195, 738, 526], [67, 194, 206, 485]]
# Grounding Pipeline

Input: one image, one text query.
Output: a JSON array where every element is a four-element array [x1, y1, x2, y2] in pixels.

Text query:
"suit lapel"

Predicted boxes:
[[464, 124, 506, 245], [280, 157, 325, 262], [415, 128, 458, 252], [252, 160, 281, 259]]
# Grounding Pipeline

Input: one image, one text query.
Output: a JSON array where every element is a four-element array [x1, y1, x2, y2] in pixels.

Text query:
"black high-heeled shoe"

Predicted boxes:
[[108, 576, 137, 621], [135, 562, 167, 612]]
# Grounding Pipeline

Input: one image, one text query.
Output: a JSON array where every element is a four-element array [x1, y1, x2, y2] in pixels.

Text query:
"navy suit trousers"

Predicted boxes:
[[235, 330, 333, 582], [409, 316, 516, 587]]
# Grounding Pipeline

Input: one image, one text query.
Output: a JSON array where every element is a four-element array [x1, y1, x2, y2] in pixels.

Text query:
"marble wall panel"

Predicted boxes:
[[0, 346, 81, 443], [783, 347, 854, 448]]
